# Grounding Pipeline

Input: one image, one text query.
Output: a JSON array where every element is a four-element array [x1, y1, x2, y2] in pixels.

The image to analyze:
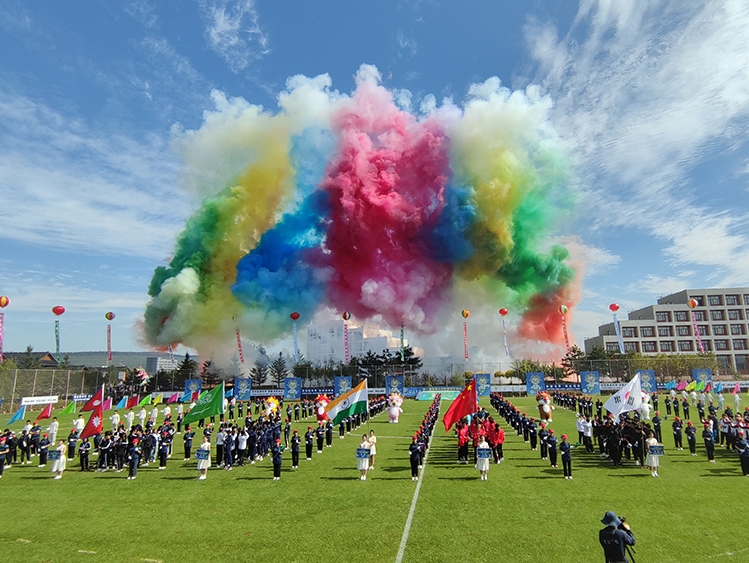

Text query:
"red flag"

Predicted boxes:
[[80, 404, 103, 440], [167, 393, 179, 404], [704, 381, 712, 393], [442, 379, 478, 432], [192, 391, 199, 401], [126, 395, 139, 409], [35, 403, 52, 422], [80, 387, 103, 412]]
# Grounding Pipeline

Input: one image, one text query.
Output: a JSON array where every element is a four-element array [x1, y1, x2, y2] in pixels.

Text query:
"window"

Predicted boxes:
[[640, 326, 655, 337], [715, 339, 729, 350], [676, 326, 691, 336], [678, 341, 693, 352], [656, 312, 671, 322], [733, 339, 748, 350], [698, 325, 709, 336], [658, 326, 673, 337], [744, 294, 749, 305], [692, 296, 705, 306], [642, 341, 657, 353], [660, 341, 675, 352], [726, 295, 740, 306], [717, 355, 732, 371], [674, 311, 688, 322], [701, 340, 712, 351], [731, 324, 746, 335], [710, 310, 725, 321], [735, 354, 749, 373], [606, 342, 620, 352], [622, 327, 637, 338], [713, 325, 727, 335], [708, 295, 723, 306], [692, 311, 706, 321], [623, 342, 639, 353], [728, 309, 743, 320]]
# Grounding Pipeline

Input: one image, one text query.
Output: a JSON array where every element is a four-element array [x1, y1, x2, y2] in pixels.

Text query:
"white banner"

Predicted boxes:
[[368, 388, 386, 395], [491, 385, 526, 393], [21, 395, 59, 406]]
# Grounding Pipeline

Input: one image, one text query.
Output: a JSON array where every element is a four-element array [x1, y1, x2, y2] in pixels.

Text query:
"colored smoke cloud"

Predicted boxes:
[[143, 65, 579, 358]]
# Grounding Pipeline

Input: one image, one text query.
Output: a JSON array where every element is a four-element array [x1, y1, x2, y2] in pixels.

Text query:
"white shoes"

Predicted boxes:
[[360, 475, 366, 480]]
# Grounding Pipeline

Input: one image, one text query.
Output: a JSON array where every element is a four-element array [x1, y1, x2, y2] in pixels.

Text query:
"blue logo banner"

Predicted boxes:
[[334, 376, 352, 398], [356, 448, 371, 459], [525, 372, 545, 395], [580, 371, 601, 395], [636, 370, 656, 393], [284, 377, 302, 401], [475, 373, 491, 397], [233, 377, 252, 401], [477, 448, 492, 459], [692, 368, 712, 383], [195, 449, 209, 460], [386, 375, 404, 396], [184, 379, 202, 396]]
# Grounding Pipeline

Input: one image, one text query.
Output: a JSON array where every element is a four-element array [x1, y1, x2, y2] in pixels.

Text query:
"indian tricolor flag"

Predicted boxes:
[[325, 379, 368, 425]]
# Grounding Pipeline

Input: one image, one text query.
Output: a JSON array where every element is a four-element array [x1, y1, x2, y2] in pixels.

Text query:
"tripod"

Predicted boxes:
[[626, 544, 637, 563]]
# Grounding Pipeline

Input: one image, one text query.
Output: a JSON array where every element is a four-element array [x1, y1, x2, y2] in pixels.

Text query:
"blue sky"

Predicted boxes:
[[1, 1, 748, 360]]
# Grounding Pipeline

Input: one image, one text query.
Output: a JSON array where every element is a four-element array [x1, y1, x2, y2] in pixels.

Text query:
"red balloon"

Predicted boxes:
[[52, 306, 65, 316], [0, 295, 9, 308], [290, 312, 300, 321], [498, 308, 508, 317], [609, 303, 620, 312]]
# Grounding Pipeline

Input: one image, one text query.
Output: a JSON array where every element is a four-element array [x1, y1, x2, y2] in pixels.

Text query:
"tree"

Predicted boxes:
[[58, 354, 72, 370], [200, 360, 222, 388], [177, 353, 197, 384], [18, 345, 42, 369], [561, 345, 585, 378], [269, 352, 288, 387], [250, 348, 269, 386]]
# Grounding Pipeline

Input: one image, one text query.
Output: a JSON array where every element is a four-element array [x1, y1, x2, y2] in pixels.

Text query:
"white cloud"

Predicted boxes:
[[199, 0, 270, 72], [0, 91, 189, 258], [526, 0, 749, 285], [627, 274, 693, 297]]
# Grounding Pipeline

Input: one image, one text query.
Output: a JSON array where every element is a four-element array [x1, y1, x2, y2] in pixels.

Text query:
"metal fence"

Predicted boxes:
[[0, 369, 106, 414]]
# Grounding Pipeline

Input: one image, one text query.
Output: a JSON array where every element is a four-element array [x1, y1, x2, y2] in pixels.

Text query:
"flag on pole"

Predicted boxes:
[[325, 379, 368, 425], [102, 398, 112, 411], [126, 396, 139, 409], [35, 403, 52, 421], [138, 394, 152, 407], [704, 381, 712, 393], [8, 405, 26, 425], [80, 386, 104, 412], [685, 380, 696, 392], [715, 382, 723, 393], [80, 403, 103, 440], [676, 380, 687, 391], [59, 401, 76, 415], [115, 396, 127, 409], [665, 380, 676, 390], [182, 382, 225, 426], [442, 378, 478, 432], [695, 381, 706, 392], [153, 393, 164, 405], [603, 375, 643, 420], [167, 393, 179, 404], [732, 382, 740, 395]]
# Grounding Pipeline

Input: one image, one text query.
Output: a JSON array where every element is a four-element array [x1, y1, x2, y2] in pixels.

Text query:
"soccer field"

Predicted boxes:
[[1, 396, 746, 563]]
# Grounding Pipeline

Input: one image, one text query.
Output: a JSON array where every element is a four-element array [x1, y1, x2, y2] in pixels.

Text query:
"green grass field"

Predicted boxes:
[[1, 396, 747, 563]]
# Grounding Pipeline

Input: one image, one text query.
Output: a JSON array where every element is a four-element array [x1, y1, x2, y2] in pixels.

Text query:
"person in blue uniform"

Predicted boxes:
[[79, 438, 91, 471], [560, 434, 574, 479], [315, 422, 325, 454], [702, 423, 715, 462], [304, 426, 314, 461], [685, 421, 697, 455], [38, 434, 50, 467], [736, 430, 749, 476], [271, 438, 283, 480], [409, 435, 421, 481], [183, 426, 195, 460], [599, 511, 635, 563], [672, 417, 684, 450], [0, 437, 8, 478], [284, 419, 291, 448], [547, 429, 558, 468], [682, 399, 690, 421], [290, 429, 300, 469], [325, 420, 334, 447], [652, 412, 662, 443], [127, 438, 142, 480]]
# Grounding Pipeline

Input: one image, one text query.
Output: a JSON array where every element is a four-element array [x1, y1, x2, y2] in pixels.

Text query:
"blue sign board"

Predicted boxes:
[[637, 370, 656, 393], [648, 445, 665, 456], [184, 379, 202, 397], [525, 372, 546, 395], [233, 377, 252, 402], [283, 377, 302, 401], [477, 448, 492, 459], [334, 376, 352, 398], [195, 449, 209, 460], [356, 448, 371, 459], [475, 374, 491, 397], [580, 371, 601, 395], [692, 369, 712, 383], [386, 376, 404, 396]]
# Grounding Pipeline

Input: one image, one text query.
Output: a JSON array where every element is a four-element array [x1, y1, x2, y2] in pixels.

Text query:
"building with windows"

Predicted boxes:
[[306, 320, 423, 365], [584, 288, 749, 374], [145, 356, 180, 373]]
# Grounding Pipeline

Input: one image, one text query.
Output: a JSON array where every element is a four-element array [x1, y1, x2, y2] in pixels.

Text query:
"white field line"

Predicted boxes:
[[394, 404, 439, 563]]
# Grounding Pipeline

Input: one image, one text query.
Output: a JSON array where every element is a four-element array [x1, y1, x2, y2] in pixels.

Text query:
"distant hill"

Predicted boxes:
[[60, 351, 201, 369]]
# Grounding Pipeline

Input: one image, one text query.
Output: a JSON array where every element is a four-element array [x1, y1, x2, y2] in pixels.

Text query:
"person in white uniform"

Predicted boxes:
[[476, 436, 491, 480], [51, 440, 67, 479], [644, 431, 660, 477], [197, 436, 211, 480], [357, 435, 371, 481]]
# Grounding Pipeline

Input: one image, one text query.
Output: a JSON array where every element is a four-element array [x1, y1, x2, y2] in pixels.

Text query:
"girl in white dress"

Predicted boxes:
[[476, 436, 491, 480], [368, 430, 377, 470], [51, 440, 67, 479], [644, 431, 660, 477], [197, 436, 211, 480], [357, 435, 371, 481]]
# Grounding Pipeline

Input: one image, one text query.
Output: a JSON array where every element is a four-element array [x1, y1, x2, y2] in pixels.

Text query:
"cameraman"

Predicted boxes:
[[599, 511, 636, 563]]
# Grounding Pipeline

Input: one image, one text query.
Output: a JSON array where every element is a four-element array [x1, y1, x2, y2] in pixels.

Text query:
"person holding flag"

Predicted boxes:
[[443, 378, 478, 433], [603, 375, 643, 422]]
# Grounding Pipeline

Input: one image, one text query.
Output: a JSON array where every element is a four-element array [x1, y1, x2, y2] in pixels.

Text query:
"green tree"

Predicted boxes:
[[250, 348, 269, 386], [18, 345, 42, 369], [58, 354, 72, 370], [177, 353, 198, 385], [199, 360, 222, 388], [269, 352, 288, 387]]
